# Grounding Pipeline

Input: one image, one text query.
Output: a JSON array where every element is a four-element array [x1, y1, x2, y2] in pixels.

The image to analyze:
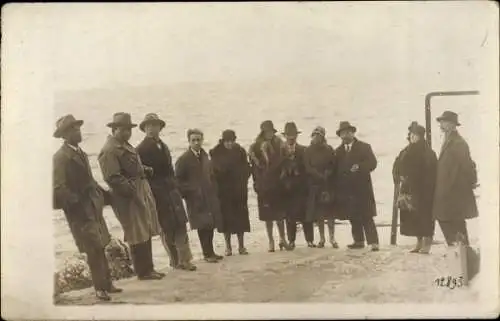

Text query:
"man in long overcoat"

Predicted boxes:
[[432, 111, 478, 246], [280, 122, 314, 250], [136, 113, 196, 271], [175, 128, 223, 263], [98, 112, 164, 280], [334, 121, 380, 251], [53, 114, 122, 301]]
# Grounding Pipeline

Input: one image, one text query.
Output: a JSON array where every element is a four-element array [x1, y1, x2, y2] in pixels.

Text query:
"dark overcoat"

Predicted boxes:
[[53, 143, 111, 253], [393, 140, 437, 237], [136, 137, 188, 231], [98, 135, 161, 245], [334, 139, 377, 220], [280, 143, 308, 222], [248, 135, 287, 222], [304, 142, 337, 221], [432, 130, 478, 221], [209, 142, 251, 234], [175, 148, 223, 231]]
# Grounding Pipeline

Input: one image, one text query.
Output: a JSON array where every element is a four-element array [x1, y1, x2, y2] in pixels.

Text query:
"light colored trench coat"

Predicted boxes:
[[98, 135, 161, 245]]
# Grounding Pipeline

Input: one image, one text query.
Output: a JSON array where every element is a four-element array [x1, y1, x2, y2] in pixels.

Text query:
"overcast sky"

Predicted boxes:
[[4, 2, 494, 92]]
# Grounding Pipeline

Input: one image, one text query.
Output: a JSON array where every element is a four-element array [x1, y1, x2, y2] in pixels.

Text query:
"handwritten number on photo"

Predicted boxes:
[[435, 276, 464, 289]]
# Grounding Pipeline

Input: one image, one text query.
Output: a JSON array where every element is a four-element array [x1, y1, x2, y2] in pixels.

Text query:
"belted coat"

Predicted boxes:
[[98, 135, 161, 245]]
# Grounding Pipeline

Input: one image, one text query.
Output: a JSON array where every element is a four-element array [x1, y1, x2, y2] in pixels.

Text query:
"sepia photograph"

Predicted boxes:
[[1, 1, 499, 319]]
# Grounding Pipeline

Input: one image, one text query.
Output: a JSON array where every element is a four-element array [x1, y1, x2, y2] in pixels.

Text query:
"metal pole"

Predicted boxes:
[[424, 91, 480, 148], [390, 182, 399, 245]]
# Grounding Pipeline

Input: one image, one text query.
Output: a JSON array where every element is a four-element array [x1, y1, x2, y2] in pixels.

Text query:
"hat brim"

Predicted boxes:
[[139, 119, 166, 132], [436, 116, 461, 126], [261, 128, 278, 133], [107, 122, 138, 129], [53, 120, 84, 138], [282, 130, 302, 135], [336, 126, 357, 136]]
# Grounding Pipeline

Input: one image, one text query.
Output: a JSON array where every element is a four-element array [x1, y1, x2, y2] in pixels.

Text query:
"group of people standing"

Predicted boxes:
[[393, 111, 478, 254], [248, 119, 380, 252], [53, 109, 478, 302]]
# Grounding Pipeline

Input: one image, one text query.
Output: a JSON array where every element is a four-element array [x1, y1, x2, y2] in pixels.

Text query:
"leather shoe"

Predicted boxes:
[[108, 285, 123, 293], [152, 270, 166, 277], [371, 244, 380, 252], [204, 256, 219, 263], [95, 290, 111, 301], [138, 273, 163, 280], [178, 263, 197, 271], [347, 243, 365, 249], [212, 254, 223, 260]]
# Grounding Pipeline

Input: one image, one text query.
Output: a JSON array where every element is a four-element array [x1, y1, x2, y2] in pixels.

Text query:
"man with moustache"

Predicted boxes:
[[432, 111, 478, 247], [53, 114, 122, 301], [98, 112, 164, 280], [175, 128, 223, 263], [334, 121, 380, 251], [136, 113, 196, 271]]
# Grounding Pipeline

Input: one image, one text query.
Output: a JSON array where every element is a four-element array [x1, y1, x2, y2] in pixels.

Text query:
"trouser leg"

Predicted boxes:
[[327, 219, 335, 243], [207, 228, 216, 256], [197, 229, 212, 258], [362, 216, 379, 245], [86, 246, 111, 291], [456, 220, 470, 246], [175, 224, 193, 265], [224, 233, 232, 250], [237, 233, 245, 249], [145, 238, 154, 273], [286, 219, 297, 243], [302, 221, 314, 243], [438, 220, 456, 246], [317, 220, 326, 242], [130, 240, 151, 277], [160, 228, 179, 268], [349, 215, 365, 244]]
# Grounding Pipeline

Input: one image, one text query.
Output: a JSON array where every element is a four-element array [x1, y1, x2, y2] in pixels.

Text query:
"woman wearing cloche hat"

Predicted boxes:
[[248, 120, 290, 252], [393, 122, 437, 254]]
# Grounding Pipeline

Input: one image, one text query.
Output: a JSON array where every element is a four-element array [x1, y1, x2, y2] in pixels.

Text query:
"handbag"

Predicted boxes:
[[397, 193, 415, 212], [396, 178, 416, 212]]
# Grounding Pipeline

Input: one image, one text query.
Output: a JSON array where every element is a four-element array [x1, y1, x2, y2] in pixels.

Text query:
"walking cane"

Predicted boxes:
[[390, 181, 400, 245]]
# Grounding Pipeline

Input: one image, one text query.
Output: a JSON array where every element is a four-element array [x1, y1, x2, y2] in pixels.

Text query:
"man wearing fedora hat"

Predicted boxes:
[[136, 113, 196, 271], [280, 122, 315, 250], [334, 121, 380, 251], [53, 114, 122, 301], [98, 112, 164, 280], [432, 111, 478, 247], [249, 120, 290, 252]]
